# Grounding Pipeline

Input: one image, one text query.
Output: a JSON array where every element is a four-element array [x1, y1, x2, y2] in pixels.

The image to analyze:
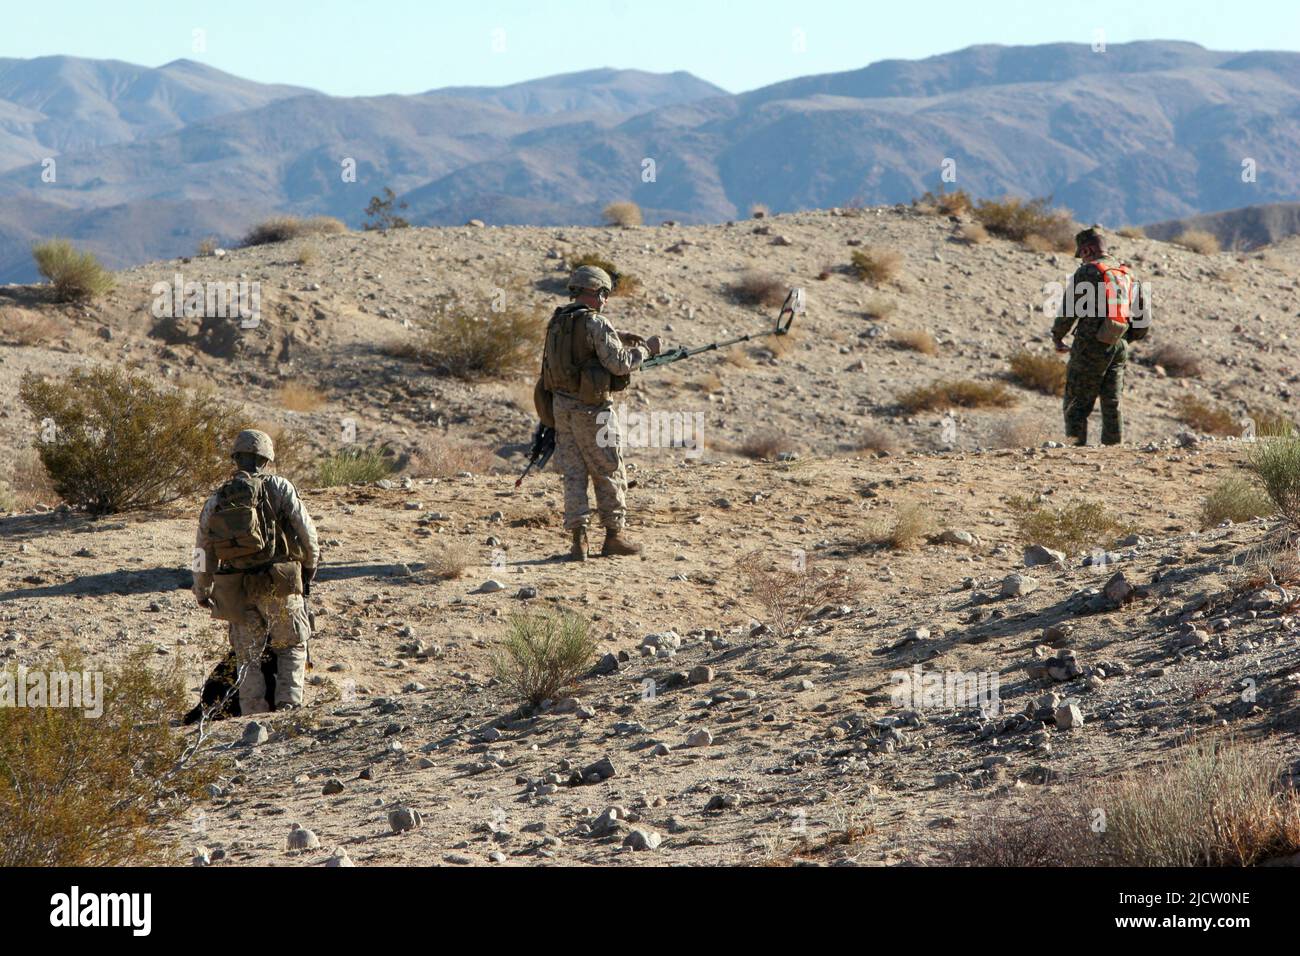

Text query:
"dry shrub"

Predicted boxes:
[[275, 382, 326, 412], [1117, 225, 1146, 239], [1176, 229, 1220, 255], [295, 242, 319, 266], [723, 349, 754, 369], [898, 379, 1016, 413], [602, 201, 643, 227], [316, 447, 396, 487], [398, 307, 544, 380], [424, 538, 474, 580], [0, 309, 66, 346], [914, 189, 973, 216], [956, 221, 989, 244], [956, 739, 1300, 865], [1092, 737, 1300, 866], [1246, 432, 1300, 527], [853, 424, 900, 455], [0, 647, 219, 865], [30, 240, 114, 302], [241, 216, 346, 247], [737, 551, 854, 639], [868, 503, 931, 550], [892, 329, 937, 355], [492, 611, 596, 707], [850, 247, 901, 284], [863, 296, 897, 320], [409, 435, 497, 478], [749, 203, 770, 219], [1200, 476, 1275, 529], [1175, 395, 1237, 435], [990, 415, 1048, 449], [729, 271, 787, 308], [689, 372, 724, 394], [973, 196, 1075, 251], [1150, 343, 1202, 378], [18, 368, 241, 514], [2, 450, 57, 510], [736, 429, 796, 460], [1009, 350, 1067, 396], [196, 236, 220, 257], [1007, 495, 1134, 555]]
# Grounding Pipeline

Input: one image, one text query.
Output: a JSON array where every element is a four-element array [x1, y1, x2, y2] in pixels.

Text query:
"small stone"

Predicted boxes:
[[324, 847, 354, 867], [388, 806, 423, 832], [623, 828, 662, 851], [686, 729, 713, 747], [1001, 573, 1039, 598], [321, 778, 345, 795], [1054, 703, 1084, 730], [688, 665, 714, 684], [477, 579, 505, 593], [286, 824, 320, 851], [580, 756, 617, 782], [1024, 545, 1065, 567], [240, 721, 269, 746]]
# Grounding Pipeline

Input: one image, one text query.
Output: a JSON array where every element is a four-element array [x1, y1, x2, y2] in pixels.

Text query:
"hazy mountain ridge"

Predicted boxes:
[[2, 42, 1300, 282]]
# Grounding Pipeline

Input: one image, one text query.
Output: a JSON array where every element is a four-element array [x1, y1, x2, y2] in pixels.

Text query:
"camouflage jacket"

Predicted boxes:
[[544, 305, 649, 403], [193, 473, 320, 600]]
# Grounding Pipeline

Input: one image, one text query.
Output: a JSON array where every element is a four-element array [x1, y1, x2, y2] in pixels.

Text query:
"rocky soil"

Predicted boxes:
[[1, 207, 1298, 866]]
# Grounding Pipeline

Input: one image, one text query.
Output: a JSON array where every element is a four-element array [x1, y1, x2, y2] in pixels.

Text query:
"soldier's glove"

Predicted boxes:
[[645, 335, 662, 357], [302, 565, 317, 598]]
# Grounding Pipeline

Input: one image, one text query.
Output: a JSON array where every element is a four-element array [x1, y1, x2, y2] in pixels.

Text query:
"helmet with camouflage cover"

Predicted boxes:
[[231, 429, 275, 462], [567, 265, 613, 294]]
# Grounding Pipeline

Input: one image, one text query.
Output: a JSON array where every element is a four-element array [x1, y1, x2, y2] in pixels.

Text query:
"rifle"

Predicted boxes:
[[515, 423, 556, 488], [640, 287, 805, 370]]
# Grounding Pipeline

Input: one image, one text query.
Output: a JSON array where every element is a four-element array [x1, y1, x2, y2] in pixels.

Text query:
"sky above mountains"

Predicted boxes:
[[4, 0, 1299, 97]]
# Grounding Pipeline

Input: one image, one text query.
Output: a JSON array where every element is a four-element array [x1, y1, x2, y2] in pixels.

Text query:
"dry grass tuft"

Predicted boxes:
[[1175, 395, 1237, 435], [1007, 496, 1134, 555], [241, 216, 346, 247], [408, 435, 498, 477], [1176, 229, 1220, 255], [602, 201, 643, 227], [973, 196, 1075, 252], [1008, 351, 1067, 396], [898, 379, 1016, 413], [729, 271, 788, 308], [275, 382, 327, 413], [891, 329, 937, 355], [850, 246, 902, 285]]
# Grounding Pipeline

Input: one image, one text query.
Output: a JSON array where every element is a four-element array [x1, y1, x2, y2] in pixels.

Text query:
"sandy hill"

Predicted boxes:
[[1, 207, 1298, 865]]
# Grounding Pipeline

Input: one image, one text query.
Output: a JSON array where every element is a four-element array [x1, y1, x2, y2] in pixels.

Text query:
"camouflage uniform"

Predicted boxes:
[[548, 306, 648, 532], [194, 471, 319, 715], [1053, 252, 1140, 446]]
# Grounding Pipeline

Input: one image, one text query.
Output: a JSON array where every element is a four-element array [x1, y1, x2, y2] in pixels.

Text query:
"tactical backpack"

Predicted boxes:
[[208, 472, 280, 570], [1092, 262, 1134, 346]]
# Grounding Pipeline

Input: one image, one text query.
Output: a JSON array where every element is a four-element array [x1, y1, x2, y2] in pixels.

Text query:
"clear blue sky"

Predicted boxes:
[[5, 0, 1299, 95]]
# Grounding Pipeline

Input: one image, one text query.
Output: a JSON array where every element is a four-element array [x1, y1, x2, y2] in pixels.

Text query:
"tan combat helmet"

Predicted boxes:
[[232, 429, 275, 462], [567, 265, 613, 295]]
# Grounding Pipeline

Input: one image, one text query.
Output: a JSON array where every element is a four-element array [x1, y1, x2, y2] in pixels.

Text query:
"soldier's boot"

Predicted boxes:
[[569, 528, 589, 562], [601, 528, 642, 557]]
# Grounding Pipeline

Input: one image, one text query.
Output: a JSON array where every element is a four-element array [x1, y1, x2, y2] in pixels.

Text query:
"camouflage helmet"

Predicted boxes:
[[232, 429, 275, 462], [567, 264, 613, 294], [1074, 224, 1107, 258]]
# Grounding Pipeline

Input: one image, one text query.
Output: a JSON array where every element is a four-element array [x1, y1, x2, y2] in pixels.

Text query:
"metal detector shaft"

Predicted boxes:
[[640, 287, 804, 370]]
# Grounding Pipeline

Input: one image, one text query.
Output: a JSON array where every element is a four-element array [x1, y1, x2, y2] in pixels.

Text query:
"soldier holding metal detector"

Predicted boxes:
[[524, 269, 804, 561]]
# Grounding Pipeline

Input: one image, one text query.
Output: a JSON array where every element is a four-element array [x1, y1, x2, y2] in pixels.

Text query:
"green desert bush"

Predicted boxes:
[[241, 216, 346, 247], [0, 648, 219, 866], [1246, 432, 1300, 527], [19, 368, 241, 514], [973, 196, 1075, 251], [1007, 496, 1134, 555], [315, 447, 396, 487], [1200, 476, 1275, 528], [898, 379, 1016, 413], [398, 307, 544, 380], [493, 611, 596, 707], [31, 240, 114, 303], [1009, 351, 1068, 396]]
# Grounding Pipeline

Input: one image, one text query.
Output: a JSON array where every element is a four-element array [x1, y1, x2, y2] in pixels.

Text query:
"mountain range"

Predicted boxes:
[[2, 40, 1299, 282]]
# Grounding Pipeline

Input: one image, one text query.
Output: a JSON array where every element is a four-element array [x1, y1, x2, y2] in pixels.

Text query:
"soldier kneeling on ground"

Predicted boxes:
[[192, 429, 320, 716]]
